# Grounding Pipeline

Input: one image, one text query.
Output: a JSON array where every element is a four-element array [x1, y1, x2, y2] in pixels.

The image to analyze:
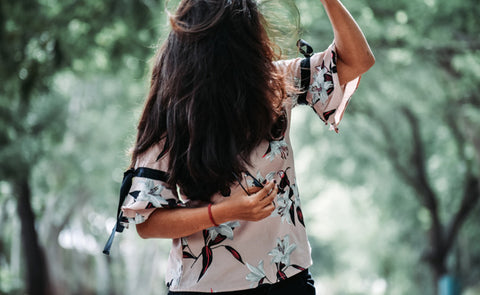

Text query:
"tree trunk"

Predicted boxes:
[[14, 177, 52, 295]]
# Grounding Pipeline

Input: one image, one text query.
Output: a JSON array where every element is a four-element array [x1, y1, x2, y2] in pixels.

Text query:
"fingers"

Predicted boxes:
[[254, 181, 276, 200], [259, 195, 276, 219], [247, 186, 262, 195], [254, 181, 278, 208], [263, 185, 277, 204], [229, 181, 278, 221]]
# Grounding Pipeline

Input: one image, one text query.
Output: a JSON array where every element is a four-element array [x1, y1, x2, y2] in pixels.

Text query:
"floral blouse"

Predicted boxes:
[[121, 43, 360, 293]]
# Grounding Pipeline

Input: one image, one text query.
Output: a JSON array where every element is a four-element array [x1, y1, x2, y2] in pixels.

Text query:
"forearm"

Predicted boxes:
[[320, 0, 374, 81], [136, 202, 231, 239], [135, 181, 277, 239]]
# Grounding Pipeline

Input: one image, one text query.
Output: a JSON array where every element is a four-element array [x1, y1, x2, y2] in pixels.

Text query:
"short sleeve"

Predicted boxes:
[[276, 42, 361, 132], [120, 144, 182, 226]]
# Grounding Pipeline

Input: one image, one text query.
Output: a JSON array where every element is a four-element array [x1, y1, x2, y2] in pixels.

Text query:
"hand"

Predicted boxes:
[[214, 181, 278, 222]]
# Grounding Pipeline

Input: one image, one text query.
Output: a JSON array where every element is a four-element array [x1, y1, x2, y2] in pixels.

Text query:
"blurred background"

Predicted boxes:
[[1, 0, 479, 294]]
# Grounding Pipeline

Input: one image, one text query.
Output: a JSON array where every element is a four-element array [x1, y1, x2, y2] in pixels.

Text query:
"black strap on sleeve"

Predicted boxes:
[[296, 39, 314, 105], [135, 167, 169, 182], [103, 167, 170, 255]]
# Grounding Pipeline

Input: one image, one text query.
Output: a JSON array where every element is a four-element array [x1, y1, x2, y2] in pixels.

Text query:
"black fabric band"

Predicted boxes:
[[135, 167, 169, 182], [298, 57, 311, 105], [296, 39, 314, 106], [103, 167, 170, 255]]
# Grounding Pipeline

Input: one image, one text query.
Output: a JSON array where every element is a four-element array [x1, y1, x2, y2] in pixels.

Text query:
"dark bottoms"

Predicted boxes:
[[168, 269, 315, 295]]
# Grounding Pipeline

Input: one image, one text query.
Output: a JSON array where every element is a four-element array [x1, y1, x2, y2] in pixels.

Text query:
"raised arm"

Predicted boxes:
[[320, 0, 375, 84]]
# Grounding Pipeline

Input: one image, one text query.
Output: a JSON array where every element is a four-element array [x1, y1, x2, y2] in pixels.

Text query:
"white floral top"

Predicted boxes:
[[121, 43, 360, 292]]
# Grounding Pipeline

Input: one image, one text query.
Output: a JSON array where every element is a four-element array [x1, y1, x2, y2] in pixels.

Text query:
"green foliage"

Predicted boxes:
[[0, 0, 165, 293], [0, 0, 163, 178], [290, 0, 480, 294]]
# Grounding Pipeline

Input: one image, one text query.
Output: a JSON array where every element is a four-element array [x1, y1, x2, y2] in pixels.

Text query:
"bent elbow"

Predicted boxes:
[[136, 222, 151, 239], [367, 53, 376, 69], [359, 51, 375, 73]]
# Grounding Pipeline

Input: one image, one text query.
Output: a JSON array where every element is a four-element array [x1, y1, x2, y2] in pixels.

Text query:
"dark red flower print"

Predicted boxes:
[[209, 234, 227, 246], [291, 264, 306, 271], [185, 223, 244, 282], [324, 72, 333, 82], [224, 245, 244, 264], [323, 109, 336, 121], [289, 203, 296, 226], [276, 270, 287, 281], [183, 251, 196, 259], [198, 246, 213, 282], [277, 168, 291, 193], [202, 229, 209, 244], [296, 206, 305, 227]]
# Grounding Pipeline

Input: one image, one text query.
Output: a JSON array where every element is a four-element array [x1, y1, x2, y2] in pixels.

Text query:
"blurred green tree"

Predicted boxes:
[[0, 0, 163, 293], [294, 0, 480, 293]]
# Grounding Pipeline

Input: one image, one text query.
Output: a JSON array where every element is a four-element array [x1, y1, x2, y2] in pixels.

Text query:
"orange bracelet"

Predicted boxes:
[[208, 204, 219, 227]]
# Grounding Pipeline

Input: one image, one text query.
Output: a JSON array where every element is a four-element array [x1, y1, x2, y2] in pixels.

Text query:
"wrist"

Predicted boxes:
[[207, 204, 219, 227], [210, 201, 232, 225]]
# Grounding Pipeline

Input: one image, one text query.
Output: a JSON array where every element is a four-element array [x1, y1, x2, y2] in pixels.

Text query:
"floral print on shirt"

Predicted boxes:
[[247, 171, 276, 188], [269, 235, 306, 280], [182, 222, 244, 282], [263, 138, 289, 161], [121, 43, 361, 292], [246, 260, 269, 287], [310, 61, 334, 106], [272, 168, 305, 227], [246, 235, 306, 287], [126, 179, 180, 223], [207, 221, 241, 241]]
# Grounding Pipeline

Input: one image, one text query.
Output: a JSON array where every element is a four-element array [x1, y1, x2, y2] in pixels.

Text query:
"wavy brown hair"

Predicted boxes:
[[131, 0, 288, 201]]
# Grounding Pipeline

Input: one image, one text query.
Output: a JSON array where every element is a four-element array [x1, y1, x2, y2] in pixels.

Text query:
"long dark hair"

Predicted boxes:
[[132, 0, 288, 201]]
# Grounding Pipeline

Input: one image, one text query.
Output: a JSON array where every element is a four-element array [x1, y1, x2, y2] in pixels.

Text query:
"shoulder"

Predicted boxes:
[[135, 140, 170, 171]]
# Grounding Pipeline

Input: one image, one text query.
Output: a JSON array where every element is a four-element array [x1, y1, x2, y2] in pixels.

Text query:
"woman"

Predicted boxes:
[[117, 0, 374, 293]]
